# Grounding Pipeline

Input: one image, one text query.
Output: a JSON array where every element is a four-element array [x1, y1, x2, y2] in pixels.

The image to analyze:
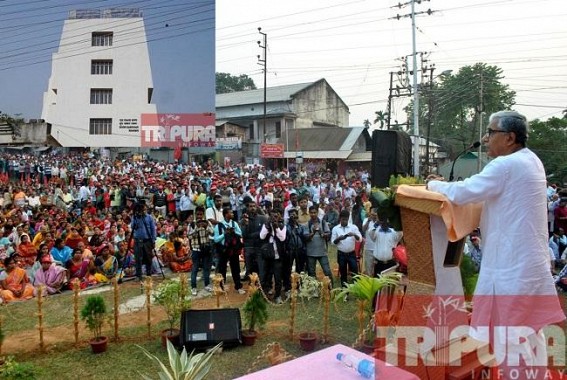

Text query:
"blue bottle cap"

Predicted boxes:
[[357, 359, 375, 379]]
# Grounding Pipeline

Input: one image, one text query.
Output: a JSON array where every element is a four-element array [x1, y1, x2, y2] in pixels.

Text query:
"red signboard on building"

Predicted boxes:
[[260, 143, 285, 158], [140, 113, 215, 148]]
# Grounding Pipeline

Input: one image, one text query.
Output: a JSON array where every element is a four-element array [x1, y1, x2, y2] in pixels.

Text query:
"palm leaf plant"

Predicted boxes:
[[332, 272, 402, 344]]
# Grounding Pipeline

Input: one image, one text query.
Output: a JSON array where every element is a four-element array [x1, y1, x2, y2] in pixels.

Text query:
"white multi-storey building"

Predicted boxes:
[[42, 8, 157, 147]]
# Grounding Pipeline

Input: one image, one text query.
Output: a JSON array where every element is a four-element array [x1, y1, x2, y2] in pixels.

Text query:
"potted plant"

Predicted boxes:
[[296, 272, 322, 351], [241, 290, 268, 346], [80, 295, 109, 354], [333, 272, 401, 353], [153, 278, 192, 348]]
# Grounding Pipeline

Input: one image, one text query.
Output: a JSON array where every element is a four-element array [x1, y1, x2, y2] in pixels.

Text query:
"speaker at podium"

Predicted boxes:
[[180, 308, 242, 350]]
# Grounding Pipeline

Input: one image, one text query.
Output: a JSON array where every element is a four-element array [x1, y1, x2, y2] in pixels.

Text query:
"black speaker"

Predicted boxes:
[[371, 130, 412, 188], [180, 308, 242, 350]]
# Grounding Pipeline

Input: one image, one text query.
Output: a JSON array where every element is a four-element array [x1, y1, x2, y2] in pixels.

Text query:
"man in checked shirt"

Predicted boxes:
[[188, 206, 214, 296]]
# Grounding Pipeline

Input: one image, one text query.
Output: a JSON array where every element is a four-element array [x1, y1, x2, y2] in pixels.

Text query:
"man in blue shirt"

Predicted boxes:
[[131, 201, 157, 281]]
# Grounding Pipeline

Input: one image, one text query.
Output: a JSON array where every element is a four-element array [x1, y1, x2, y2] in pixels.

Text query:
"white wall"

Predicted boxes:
[[42, 17, 157, 147]]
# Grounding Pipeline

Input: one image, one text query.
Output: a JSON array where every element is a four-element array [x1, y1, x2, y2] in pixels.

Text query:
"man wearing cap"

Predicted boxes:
[[153, 186, 168, 218]]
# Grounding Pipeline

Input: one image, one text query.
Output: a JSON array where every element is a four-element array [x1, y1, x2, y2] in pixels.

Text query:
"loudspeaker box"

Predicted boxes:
[[180, 308, 242, 350]]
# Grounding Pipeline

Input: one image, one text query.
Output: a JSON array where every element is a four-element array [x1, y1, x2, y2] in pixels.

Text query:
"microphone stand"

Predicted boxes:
[[449, 142, 480, 182]]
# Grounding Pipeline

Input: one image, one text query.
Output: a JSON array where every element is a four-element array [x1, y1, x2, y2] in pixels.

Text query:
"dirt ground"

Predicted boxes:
[[3, 280, 250, 355]]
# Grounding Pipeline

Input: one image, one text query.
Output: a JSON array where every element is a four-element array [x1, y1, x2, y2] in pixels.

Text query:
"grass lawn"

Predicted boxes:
[[1, 279, 362, 379]]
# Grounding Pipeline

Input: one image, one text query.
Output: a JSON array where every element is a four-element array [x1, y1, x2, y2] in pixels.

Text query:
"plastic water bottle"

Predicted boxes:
[[336, 352, 376, 379]]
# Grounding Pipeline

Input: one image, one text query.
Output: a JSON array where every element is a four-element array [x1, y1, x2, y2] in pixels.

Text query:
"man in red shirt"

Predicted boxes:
[[553, 198, 567, 232]]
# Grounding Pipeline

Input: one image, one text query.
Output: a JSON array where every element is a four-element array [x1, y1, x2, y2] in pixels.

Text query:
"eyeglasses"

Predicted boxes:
[[485, 128, 508, 137]]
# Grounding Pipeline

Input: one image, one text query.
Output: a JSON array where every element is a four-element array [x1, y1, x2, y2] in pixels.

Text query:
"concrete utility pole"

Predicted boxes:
[[478, 69, 484, 172], [257, 28, 267, 144], [410, 0, 420, 177], [392, 0, 434, 177]]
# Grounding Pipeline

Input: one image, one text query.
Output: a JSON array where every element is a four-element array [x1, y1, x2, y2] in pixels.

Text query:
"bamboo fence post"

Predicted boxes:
[[112, 277, 119, 341], [248, 272, 259, 294], [289, 272, 300, 340], [213, 273, 224, 308], [0, 314, 3, 355], [321, 276, 331, 344], [145, 277, 153, 339], [72, 279, 80, 346], [37, 285, 45, 352]]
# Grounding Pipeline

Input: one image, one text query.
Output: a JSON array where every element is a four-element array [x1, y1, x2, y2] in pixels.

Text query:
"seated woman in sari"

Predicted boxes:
[[64, 227, 85, 250], [16, 233, 37, 267], [159, 232, 178, 266], [66, 248, 95, 289], [169, 240, 192, 273], [94, 244, 118, 282], [0, 256, 34, 303], [33, 254, 67, 296], [115, 240, 136, 281]]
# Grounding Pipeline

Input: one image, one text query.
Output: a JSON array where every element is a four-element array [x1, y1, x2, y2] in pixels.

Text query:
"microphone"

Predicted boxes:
[[449, 141, 481, 182]]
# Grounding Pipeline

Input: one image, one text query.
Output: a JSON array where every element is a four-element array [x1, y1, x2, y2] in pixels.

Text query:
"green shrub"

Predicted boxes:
[[0, 356, 37, 379], [80, 295, 107, 341]]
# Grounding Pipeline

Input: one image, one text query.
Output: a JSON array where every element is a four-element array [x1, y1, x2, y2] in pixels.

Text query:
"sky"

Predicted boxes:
[[216, 0, 567, 128], [0, 0, 214, 119]]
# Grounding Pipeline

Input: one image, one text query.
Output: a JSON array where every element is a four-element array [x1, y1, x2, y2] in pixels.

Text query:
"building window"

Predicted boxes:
[[275, 121, 281, 138], [90, 89, 112, 104], [92, 32, 113, 46], [89, 118, 112, 135], [249, 124, 254, 140], [91, 60, 113, 75]]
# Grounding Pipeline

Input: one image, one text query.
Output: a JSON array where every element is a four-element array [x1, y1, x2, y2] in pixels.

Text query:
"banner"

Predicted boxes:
[[216, 137, 242, 150], [260, 143, 285, 158], [140, 113, 215, 148]]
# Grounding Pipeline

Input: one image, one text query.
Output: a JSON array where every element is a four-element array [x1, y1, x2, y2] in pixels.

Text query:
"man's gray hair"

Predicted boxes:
[[489, 110, 528, 147]]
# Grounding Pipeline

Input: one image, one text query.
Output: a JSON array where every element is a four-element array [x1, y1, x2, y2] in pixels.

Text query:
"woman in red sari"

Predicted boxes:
[[1, 256, 34, 303], [16, 233, 37, 267], [66, 247, 95, 289]]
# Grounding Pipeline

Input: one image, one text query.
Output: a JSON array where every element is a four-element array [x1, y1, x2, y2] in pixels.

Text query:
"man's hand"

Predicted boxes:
[[425, 174, 445, 189]]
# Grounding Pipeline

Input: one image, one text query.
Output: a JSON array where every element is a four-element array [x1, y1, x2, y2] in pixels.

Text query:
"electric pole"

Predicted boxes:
[[478, 69, 483, 172], [257, 28, 267, 144], [392, 0, 434, 177]]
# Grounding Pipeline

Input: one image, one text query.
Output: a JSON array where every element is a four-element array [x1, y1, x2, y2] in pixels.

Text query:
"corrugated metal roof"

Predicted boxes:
[[345, 152, 371, 162], [216, 82, 315, 108]]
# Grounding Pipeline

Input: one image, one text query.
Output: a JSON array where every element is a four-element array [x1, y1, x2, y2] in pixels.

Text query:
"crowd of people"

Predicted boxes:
[[0, 150, 400, 304]]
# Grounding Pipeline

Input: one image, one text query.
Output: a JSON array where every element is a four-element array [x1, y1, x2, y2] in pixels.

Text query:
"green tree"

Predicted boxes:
[[363, 119, 371, 129], [373, 110, 388, 129], [418, 63, 516, 157], [216, 72, 257, 94], [528, 117, 567, 182]]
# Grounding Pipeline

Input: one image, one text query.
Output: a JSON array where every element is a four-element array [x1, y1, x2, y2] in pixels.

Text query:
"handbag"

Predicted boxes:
[[260, 241, 275, 260]]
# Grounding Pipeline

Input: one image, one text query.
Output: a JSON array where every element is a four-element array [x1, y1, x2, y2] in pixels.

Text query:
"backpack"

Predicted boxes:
[[217, 221, 243, 255]]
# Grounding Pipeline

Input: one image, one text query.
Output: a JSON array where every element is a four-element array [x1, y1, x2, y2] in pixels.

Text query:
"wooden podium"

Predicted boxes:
[[375, 185, 493, 380]]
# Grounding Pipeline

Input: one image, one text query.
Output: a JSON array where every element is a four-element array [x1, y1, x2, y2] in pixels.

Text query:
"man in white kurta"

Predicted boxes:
[[428, 111, 564, 379]]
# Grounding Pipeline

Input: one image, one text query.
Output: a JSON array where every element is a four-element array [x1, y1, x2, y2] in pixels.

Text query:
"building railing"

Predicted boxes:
[[68, 8, 142, 19]]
